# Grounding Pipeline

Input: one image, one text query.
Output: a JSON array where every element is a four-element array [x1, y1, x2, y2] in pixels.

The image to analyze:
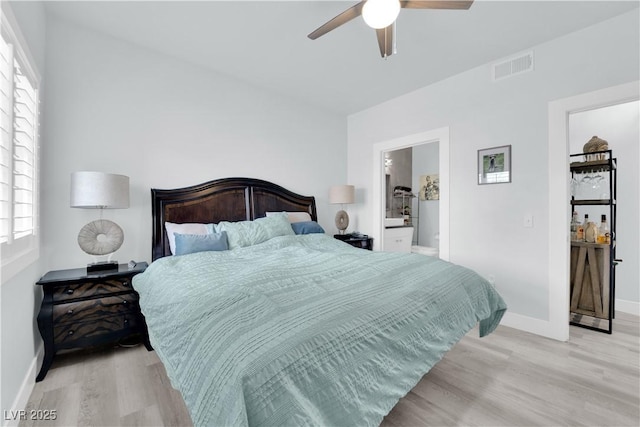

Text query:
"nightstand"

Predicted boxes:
[[35, 263, 151, 382], [334, 233, 374, 250]]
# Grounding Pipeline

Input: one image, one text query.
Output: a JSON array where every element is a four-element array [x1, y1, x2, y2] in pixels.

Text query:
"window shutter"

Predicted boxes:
[[0, 25, 38, 245], [1, 5, 40, 281], [12, 58, 36, 239], [0, 34, 13, 243]]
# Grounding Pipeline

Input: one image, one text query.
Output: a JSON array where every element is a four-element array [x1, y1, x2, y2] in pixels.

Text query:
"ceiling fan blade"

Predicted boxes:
[[375, 23, 395, 58], [308, 2, 365, 40], [401, 0, 473, 10]]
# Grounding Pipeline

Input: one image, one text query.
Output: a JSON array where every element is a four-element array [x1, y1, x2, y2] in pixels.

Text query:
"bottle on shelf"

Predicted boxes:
[[576, 223, 584, 241], [597, 214, 611, 244], [570, 211, 580, 241], [579, 214, 589, 241]]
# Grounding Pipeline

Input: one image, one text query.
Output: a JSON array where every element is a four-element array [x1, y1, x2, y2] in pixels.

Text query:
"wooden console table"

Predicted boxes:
[[570, 241, 610, 319]]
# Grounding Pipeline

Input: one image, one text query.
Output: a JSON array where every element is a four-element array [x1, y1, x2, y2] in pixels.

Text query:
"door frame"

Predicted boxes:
[[372, 127, 450, 260], [547, 81, 639, 341]]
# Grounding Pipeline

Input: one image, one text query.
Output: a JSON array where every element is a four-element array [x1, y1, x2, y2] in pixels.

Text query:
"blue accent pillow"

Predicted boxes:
[[291, 221, 325, 235], [174, 231, 229, 255]]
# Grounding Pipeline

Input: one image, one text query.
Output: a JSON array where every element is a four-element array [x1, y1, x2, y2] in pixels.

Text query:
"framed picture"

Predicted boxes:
[[419, 174, 439, 200], [478, 145, 511, 185]]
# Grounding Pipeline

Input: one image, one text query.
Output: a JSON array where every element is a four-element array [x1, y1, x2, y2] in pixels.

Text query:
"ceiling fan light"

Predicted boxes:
[[362, 0, 401, 29]]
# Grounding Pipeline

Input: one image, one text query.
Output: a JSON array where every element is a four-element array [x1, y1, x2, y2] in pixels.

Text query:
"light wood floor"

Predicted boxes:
[[22, 312, 639, 427]]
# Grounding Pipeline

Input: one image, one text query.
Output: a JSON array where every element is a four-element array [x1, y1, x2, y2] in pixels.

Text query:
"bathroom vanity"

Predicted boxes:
[[383, 226, 414, 253]]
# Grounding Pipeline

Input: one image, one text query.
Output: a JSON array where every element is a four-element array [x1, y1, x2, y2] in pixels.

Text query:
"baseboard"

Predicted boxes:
[[3, 344, 42, 427], [501, 301, 638, 343], [616, 298, 640, 316], [500, 311, 568, 342]]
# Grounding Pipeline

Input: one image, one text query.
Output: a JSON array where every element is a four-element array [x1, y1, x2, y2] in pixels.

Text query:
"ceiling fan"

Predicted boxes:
[[308, 0, 474, 58]]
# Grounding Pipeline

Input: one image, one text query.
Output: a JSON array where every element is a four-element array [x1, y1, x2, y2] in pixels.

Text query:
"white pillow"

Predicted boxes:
[[266, 211, 312, 224], [165, 222, 214, 255]]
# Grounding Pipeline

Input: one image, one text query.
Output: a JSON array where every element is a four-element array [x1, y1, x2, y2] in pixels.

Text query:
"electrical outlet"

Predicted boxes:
[[524, 214, 534, 228]]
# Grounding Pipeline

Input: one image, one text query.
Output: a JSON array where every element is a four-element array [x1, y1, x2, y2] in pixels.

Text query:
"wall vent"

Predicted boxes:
[[492, 51, 534, 81]]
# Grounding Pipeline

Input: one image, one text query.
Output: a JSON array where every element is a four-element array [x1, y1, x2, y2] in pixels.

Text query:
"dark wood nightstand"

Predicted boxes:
[[35, 263, 151, 382], [334, 233, 374, 250]]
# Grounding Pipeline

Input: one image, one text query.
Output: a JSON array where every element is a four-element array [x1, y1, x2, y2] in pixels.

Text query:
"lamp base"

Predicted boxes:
[[87, 261, 119, 273], [335, 210, 350, 234]]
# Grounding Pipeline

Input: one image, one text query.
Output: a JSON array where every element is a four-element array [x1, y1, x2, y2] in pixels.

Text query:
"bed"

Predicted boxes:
[[133, 177, 506, 427]]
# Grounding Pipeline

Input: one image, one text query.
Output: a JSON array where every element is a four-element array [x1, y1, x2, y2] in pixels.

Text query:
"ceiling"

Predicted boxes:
[[44, 1, 639, 115]]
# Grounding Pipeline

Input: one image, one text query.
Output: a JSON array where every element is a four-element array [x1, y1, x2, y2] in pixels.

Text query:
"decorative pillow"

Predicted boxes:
[[217, 213, 295, 249], [165, 222, 215, 255], [266, 211, 312, 224], [291, 221, 325, 235], [259, 212, 296, 239], [174, 232, 228, 256]]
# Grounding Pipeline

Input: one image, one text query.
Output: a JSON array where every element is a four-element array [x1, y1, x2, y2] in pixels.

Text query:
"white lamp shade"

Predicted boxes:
[[362, 0, 401, 29], [329, 185, 355, 204], [70, 171, 130, 209]]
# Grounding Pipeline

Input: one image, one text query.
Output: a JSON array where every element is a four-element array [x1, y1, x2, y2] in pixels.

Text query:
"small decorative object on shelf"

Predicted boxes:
[[583, 136, 609, 161], [584, 221, 598, 243], [35, 263, 152, 381], [334, 233, 373, 250]]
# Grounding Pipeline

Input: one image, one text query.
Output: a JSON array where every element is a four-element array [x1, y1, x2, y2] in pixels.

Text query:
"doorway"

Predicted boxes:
[[384, 144, 440, 249], [548, 81, 639, 341], [372, 127, 450, 260], [569, 101, 639, 324]]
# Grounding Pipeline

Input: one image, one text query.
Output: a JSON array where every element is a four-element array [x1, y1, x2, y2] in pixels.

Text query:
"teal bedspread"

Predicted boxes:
[[133, 234, 506, 427]]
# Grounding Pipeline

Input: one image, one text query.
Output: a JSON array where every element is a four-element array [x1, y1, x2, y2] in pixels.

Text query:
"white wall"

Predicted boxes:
[[569, 101, 639, 305], [347, 10, 639, 321], [1, 0, 47, 420], [42, 16, 346, 271], [412, 142, 439, 248]]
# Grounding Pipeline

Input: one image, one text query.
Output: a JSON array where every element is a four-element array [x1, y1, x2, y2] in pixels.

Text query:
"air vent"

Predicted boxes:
[[492, 51, 534, 81]]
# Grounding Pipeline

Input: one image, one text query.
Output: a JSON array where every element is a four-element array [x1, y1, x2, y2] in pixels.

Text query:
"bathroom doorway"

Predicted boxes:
[[372, 127, 450, 260], [384, 143, 440, 249]]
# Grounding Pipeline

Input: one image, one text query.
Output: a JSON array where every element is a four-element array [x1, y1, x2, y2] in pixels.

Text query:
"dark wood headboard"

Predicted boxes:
[[151, 177, 317, 261]]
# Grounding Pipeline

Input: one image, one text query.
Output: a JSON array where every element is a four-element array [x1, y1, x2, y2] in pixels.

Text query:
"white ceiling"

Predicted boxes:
[[44, 1, 639, 115]]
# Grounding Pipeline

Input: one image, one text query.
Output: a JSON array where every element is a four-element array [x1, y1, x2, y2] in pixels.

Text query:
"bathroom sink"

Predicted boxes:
[[384, 218, 405, 227]]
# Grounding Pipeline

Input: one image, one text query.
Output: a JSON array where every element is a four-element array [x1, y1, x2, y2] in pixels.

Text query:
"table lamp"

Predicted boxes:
[[329, 185, 355, 234], [70, 171, 129, 272]]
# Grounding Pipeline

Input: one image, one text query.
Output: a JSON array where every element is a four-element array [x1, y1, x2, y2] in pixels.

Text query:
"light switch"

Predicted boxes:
[[524, 214, 534, 228]]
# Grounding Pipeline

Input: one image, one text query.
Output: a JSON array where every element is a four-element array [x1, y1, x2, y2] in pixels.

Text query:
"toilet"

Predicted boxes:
[[411, 232, 439, 258], [411, 245, 439, 258]]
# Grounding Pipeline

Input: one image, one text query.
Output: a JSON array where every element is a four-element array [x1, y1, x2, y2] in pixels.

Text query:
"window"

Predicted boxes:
[[1, 8, 40, 282]]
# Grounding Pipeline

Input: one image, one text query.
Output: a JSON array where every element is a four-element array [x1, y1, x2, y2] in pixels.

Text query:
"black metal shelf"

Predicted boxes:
[[570, 199, 616, 206], [569, 149, 617, 174], [569, 149, 617, 334], [570, 159, 617, 173]]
